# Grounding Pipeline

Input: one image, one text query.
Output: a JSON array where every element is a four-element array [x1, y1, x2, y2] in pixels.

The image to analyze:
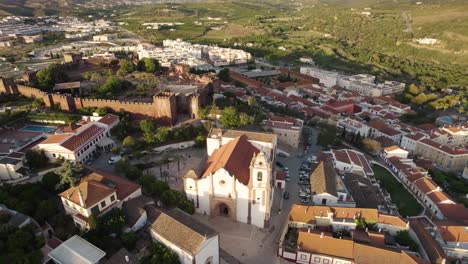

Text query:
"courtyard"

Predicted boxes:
[[372, 165, 423, 217]]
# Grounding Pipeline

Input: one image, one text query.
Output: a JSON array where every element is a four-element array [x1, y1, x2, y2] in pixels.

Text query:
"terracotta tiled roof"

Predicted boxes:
[[60, 171, 140, 208], [409, 218, 446, 263], [85, 170, 141, 202], [202, 135, 259, 185], [288, 205, 379, 224], [298, 231, 354, 260], [40, 134, 71, 145], [61, 124, 104, 151], [149, 207, 217, 256], [97, 114, 119, 126], [60, 180, 116, 209], [221, 129, 277, 144], [427, 191, 452, 204], [419, 138, 468, 155], [378, 214, 408, 228], [385, 145, 401, 152], [438, 203, 468, 223], [297, 230, 427, 264], [311, 161, 337, 196], [413, 178, 438, 194], [434, 220, 468, 242]]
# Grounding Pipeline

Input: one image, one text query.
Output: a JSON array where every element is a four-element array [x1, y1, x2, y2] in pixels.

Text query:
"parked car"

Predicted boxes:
[[108, 155, 122, 164], [276, 161, 284, 168], [283, 191, 290, 200], [285, 176, 291, 182], [301, 197, 311, 204], [284, 167, 289, 172], [277, 152, 287, 157], [179, 145, 187, 149]]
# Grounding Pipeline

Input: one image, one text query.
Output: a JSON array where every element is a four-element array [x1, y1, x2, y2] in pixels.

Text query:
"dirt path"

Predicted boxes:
[[401, 11, 412, 33]]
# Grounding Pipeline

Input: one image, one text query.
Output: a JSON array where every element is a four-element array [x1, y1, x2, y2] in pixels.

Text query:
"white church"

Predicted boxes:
[[184, 128, 277, 228]]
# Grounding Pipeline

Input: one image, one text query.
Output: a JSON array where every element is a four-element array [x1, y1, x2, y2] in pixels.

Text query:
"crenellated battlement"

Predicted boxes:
[[3, 76, 211, 125]]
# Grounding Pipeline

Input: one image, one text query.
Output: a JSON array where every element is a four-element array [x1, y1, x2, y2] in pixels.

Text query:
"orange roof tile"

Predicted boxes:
[[298, 231, 354, 260], [378, 214, 408, 228], [202, 135, 259, 185], [413, 177, 438, 194], [98, 114, 120, 126], [61, 124, 104, 151], [435, 220, 468, 242], [40, 134, 71, 145]]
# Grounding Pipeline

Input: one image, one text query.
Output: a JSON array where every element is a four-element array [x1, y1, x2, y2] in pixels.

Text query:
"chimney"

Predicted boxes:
[[308, 227, 310, 233], [320, 232, 324, 238], [78, 189, 85, 207], [365, 227, 368, 233], [125, 256, 129, 263]]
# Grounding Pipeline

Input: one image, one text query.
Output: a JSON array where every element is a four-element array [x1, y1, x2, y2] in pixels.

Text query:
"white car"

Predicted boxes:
[[108, 155, 122, 164]]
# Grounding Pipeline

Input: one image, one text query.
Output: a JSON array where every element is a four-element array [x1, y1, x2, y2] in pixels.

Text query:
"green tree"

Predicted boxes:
[[25, 150, 48, 170], [217, 68, 230, 82], [140, 119, 157, 134], [119, 60, 135, 75], [139, 58, 160, 73], [219, 106, 240, 128], [142, 243, 180, 264], [122, 136, 136, 149], [98, 76, 123, 95], [32, 98, 45, 108], [56, 160, 83, 188], [35, 67, 55, 91], [35, 199, 58, 223], [239, 112, 254, 126], [41, 172, 60, 191], [155, 127, 170, 144], [88, 214, 97, 230], [194, 135, 206, 148], [121, 231, 138, 250], [407, 84, 419, 95]]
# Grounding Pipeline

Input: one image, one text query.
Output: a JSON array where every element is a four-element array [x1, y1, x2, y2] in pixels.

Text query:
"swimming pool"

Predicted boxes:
[[20, 125, 57, 133]]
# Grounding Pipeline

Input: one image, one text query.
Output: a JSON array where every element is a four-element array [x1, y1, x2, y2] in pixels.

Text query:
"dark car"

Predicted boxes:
[[276, 161, 284, 168], [283, 191, 290, 200]]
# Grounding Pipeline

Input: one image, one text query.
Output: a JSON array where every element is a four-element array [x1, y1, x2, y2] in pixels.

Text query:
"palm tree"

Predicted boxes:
[[170, 154, 185, 171]]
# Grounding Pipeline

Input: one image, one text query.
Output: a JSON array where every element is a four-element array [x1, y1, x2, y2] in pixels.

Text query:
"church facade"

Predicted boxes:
[[184, 129, 277, 228]]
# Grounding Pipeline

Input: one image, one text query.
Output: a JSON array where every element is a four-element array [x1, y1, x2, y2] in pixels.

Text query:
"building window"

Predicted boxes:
[[257, 172, 263, 181], [91, 205, 99, 215], [300, 254, 307, 260], [323, 259, 330, 264], [110, 195, 116, 202], [101, 200, 106, 208], [219, 180, 226, 185], [314, 257, 320, 262]]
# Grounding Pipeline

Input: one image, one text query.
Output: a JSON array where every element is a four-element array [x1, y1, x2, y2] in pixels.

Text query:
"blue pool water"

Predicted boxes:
[[21, 125, 56, 133]]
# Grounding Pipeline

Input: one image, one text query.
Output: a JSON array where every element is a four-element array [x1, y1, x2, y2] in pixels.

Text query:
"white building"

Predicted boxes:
[[300, 67, 338, 88], [330, 149, 374, 177], [149, 207, 220, 264], [383, 145, 409, 159], [0, 152, 28, 182], [37, 114, 119, 163], [311, 160, 355, 207], [49, 235, 106, 264], [184, 129, 277, 228], [400, 133, 427, 155], [59, 171, 142, 229], [92, 34, 116, 42]]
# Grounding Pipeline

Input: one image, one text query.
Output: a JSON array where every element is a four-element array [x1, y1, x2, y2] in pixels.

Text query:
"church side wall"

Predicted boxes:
[[236, 181, 250, 224]]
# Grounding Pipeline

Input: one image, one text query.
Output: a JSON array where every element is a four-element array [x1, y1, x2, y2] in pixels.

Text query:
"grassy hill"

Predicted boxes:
[[110, 0, 467, 88], [2, 0, 467, 88]]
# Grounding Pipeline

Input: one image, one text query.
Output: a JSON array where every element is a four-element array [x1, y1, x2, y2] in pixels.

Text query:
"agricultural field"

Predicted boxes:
[[2, 0, 467, 89]]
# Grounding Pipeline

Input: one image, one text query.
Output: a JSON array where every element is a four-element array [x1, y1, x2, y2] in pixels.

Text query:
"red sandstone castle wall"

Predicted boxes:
[[3, 77, 213, 126]]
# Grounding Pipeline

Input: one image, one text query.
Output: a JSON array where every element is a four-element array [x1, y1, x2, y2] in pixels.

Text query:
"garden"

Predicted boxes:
[[372, 165, 422, 217]]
